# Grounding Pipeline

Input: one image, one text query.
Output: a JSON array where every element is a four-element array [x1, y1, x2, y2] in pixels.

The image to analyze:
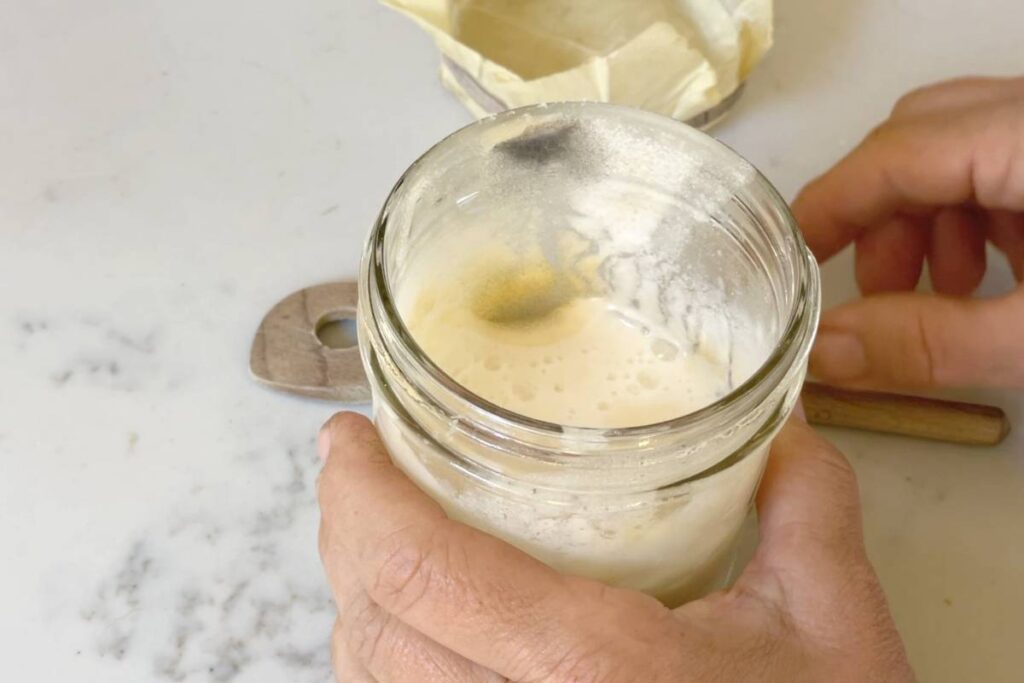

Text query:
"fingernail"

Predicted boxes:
[[317, 424, 332, 463], [810, 331, 868, 381]]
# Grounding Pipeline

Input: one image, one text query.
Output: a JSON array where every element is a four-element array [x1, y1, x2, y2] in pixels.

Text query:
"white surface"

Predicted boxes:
[[0, 1, 1021, 681]]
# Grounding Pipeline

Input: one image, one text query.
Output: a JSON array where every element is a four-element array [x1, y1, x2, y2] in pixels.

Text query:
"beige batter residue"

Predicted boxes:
[[403, 260, 732, 428]]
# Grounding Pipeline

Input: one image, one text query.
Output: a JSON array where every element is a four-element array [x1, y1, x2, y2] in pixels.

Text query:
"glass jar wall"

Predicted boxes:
[[358, 102, 819, 606]]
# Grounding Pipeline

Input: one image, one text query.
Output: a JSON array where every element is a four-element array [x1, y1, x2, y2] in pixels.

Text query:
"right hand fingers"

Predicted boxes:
[[809, 286, 1024, 389], [792, 76, 1024, 262], [853, 208, 1017, 296], [888, 76, 1024, 121]]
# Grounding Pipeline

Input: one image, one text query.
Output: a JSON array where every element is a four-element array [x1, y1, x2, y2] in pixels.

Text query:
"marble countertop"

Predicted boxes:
[[1, 1, 1021, 681]]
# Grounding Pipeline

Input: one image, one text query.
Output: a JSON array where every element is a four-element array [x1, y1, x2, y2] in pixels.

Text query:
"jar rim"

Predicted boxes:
[[362, 101, 820, 446]]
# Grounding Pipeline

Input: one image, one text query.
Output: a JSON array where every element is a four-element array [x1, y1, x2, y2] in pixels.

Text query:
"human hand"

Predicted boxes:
[[793, 76, 1024, 389], [317, 413, 913, 682]]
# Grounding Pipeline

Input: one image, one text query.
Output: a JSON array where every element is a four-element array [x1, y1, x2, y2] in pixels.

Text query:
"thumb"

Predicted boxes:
[[742, 421, 912, 681], [810, 288, 1024, 389], [754, 419, 864, 566], [748, 422, 877, 618]]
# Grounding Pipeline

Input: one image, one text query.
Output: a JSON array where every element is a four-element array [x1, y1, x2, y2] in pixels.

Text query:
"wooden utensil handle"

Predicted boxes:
[[801, 382, 1010, 446]]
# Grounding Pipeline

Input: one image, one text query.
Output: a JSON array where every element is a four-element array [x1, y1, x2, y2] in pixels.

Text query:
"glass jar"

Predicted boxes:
[[358, 102, 819, 606]]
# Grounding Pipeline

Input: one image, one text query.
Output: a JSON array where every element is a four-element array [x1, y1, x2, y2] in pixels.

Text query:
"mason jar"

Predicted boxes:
[[357, 102, 820, 607]]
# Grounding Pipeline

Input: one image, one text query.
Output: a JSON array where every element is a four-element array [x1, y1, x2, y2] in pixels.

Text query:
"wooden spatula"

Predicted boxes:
[[801, 382, 1009, 446]]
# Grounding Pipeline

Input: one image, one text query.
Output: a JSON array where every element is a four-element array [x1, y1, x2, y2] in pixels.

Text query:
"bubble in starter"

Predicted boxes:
[[402, 277, 741, 428], [637, 371, 659, 389], [651, 338, 679, 362], [513, 384, 536, 402]]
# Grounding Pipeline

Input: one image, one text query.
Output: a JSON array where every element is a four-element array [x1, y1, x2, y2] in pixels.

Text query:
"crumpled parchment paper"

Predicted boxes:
[[379, 0, 772, 123]]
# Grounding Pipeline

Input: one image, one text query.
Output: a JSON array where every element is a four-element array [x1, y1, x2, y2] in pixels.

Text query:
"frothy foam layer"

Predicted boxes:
[[404, 287, 733, 428]]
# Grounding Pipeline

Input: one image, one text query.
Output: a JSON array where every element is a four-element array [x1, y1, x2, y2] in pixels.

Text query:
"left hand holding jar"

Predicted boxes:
[[317, 412, 914, 683]]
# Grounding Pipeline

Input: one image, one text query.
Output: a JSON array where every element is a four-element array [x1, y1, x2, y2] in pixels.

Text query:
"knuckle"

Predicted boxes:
[[526, 643, 611, 683], [858, 121, 908, 163], [861, 122, 889, 148], [506, 621, 639, 683], [890, 79, 962, 116], [803, 448, 863, 548], [863, 118, 898, 145], [788, 423, 860, 490], [891, 87, 929, 116], [880, 305, 941, 386], [815, 450, 861, 516], [973, 105, 1024, 209], [860, 119, 916, 164], [552, 645, 645, 683], [343, 592, 392, 667], [890, 77, 994, 117], [367, 528, 443, 616], [813, 442, 858, 485]]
